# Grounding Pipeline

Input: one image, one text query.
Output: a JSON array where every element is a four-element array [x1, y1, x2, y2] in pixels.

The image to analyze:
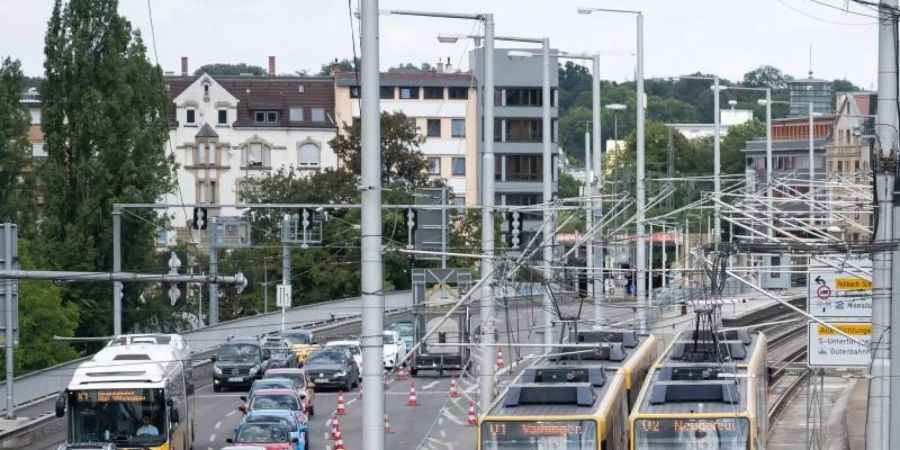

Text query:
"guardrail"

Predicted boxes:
[[0, 290, 412, 416]]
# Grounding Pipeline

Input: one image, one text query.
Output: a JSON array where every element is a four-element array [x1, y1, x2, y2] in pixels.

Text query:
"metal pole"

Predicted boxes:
[[765, 89, 773, 190], [361, 1, 385, 448], [648, 222, 653, 305], [662, 222, 667, 289], [4, 224, 14, 419], [441, 188, 448, 269], [540, 37, 554, 352], [112, 209, 122, 336], [585, 125, 594, 305], [713, 77, 721, 242], [479, 13, 497, 411], [808, 101, 815, 221], [635, 13, 647, 330], [592, 54, 604, 324], [263, 259, 268, 314], [208, 217, 219, 325], [281, 215, 291, 334], [870, 1, 897, 447]]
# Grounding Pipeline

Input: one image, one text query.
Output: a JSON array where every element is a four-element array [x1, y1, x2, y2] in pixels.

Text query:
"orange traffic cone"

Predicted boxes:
[[333, 429, 346, 450], [407, 382, 419, 407], [496, 348, 506, 369], [384, 413, 392, 433], [467, 401, 477, 426], [331, 413, 341, 439], [397, 366, 407, 381], [449, 377, 459, 398], [336, 390, 347, 415]]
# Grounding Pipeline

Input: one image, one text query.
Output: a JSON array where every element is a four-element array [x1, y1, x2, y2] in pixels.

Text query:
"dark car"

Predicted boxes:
[[303, 349, 359, 391], [213, 338, 268, 392], [263, 340, 298, 371]]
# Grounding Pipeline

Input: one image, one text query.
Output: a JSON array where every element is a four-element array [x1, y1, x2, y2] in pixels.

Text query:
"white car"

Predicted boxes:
[[382, 330, 407, 369], [325, 340, 363, 371]]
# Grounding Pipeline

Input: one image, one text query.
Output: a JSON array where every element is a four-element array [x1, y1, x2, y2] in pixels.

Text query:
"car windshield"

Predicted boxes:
[[251, 380, 293, 393], [266, 373, 305, 388], [283, 333, 310, 345], [247, 414, 297, 431], [383, 334, 395, 344], [250, 395, 299, 411], [390, 323, 413, 335], [236, 424, 289, 443], [218, 344, 261, 363], [329, 345, 360, 356], [307, 352, 344, 365]]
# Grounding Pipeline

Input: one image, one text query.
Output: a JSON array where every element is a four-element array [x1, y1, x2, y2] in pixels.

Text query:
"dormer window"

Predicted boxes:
[[186, 108, 196, 124], [254, 110, 280, 125]]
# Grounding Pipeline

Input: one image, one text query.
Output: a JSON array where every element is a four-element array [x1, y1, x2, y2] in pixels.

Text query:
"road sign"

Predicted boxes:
[[807, 321, 871, 367], [807, 271, 872, 318], [276, 284, 292, 308]]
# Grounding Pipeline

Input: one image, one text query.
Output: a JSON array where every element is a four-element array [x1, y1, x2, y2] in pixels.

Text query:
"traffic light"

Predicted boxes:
[[507, 211, 522, 248], [192, 207, 208, 230], [160, 251, 188, 307]]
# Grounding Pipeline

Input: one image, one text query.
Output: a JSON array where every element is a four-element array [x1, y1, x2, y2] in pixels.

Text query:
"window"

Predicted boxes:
[[427, 157, 441, 175], [210, 181, 217, 204], [311, 108, 326, 122], [350, 86, 361, 98], [254, 110, 281, 124], [504, 88, 542, 107], [380, 86, 394, 99], [451, 119, 465, 137], [837, 161, 844, 172], [771, 256, 781, 278], [197, 181, 206, 203], [448, 87, 468, 99], [505, 155, 542, 181], [399, 87, 419, 99], [505, 119, 542, 142], [186, 109, 196, 124], [203, 83, 210, 96], [298, 143, 320, 167], [218, 109, 228, 125], [855, 160, 860, 171], [243, 143, 270, 168], [427, 119, 441, 137], [452, 157, 465, 175], [423, 87, 444, 99], [551, 88, 558, 107], [289, 108, 304, 122], [31, 143, 46, 157], [267, 111, 278, 123]]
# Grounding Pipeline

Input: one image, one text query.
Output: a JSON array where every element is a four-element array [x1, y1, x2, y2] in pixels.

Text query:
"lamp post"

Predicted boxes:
[[396, 9, 496, 411], [578, 7, 647, 324], [606, 103, 627, 142]]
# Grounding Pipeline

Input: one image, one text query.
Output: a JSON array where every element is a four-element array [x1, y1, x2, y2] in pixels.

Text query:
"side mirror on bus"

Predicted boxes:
[[210, 355, 217, 362], [169, 407, 180, 423], [55, 391, 66, 418]]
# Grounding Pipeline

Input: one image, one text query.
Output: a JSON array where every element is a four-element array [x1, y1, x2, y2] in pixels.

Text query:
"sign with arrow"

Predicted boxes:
[[807, 269, 872, 319]]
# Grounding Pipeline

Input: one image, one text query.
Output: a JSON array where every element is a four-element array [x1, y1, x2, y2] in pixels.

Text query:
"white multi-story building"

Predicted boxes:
[[161, 58, 339, 233]]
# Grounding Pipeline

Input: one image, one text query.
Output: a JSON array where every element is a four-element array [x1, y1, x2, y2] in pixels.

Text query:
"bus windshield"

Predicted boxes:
[[633, 418, 750, 449], [67, 388, 168, 447], [481, 420, 597, 449]]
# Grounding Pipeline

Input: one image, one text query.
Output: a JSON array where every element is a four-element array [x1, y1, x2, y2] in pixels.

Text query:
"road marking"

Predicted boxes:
[[438, 417, 444, 426], [195, 394, 241, 398], [226, 410, 237, 418], [422, 380, 441, 390], [347, 398, 358, 406], [440, 429, 447, 438], [214, 421, 221, 430], [209, 434, 216, 442]]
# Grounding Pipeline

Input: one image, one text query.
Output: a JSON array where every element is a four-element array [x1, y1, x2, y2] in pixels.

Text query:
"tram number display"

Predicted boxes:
[[485, 421, 587, 438], [639, 418, 743, 435]]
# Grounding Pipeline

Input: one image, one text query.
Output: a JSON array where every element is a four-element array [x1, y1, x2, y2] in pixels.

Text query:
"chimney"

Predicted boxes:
[[268, 56, 276, 76], [181, 56, 188, 76]]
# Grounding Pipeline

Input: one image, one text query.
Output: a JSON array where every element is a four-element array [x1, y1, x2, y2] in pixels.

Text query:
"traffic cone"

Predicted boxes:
[[384, 413, 393, 433], [331, 413, 341, 439], [336, 390, 347, 415], [333, 429, 345, 450], [496, 348, 506, 370], [467, 401, 477, 426], [397, 366, 407, 381], [449, 377, 459, 398], [407, 382, 419, 407], [359, 384, 363, 399]]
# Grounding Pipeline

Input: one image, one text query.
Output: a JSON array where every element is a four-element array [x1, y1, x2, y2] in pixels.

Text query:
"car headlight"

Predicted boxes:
[[249, 365, 259, 376], [335, 370, 347, 377], [214, 366, 222, 375]]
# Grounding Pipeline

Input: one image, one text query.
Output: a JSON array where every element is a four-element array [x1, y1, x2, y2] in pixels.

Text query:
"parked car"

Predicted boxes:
[[239, 389, 306, 426], [213, 338, 268, 392], [387, 321, 414, 350], [264, 368, 316, 416], [325, 340, 363, 380], [227, 422, 302, 450], [248, 378, 296, 398], [303, 349, 360, 391], [382, 330, 407, 369], [239, 409, 309, 448], [281, 330, 319, 366]]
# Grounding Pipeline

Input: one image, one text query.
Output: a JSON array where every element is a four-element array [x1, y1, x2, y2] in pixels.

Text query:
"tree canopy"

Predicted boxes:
[[194, 63, 267, 77], [0, 57, 35, 225]]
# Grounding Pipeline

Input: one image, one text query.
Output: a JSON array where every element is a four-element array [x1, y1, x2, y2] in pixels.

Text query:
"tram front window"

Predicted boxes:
[[634, 418, 750, 449], [481, 420, 597, 449], [67, 389, 168, 446]]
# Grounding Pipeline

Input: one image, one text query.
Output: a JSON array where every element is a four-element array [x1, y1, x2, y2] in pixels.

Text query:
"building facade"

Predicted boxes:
[[668, 108, 754, 140], [20, 87, 45, 158], [788, 75, 832, 117], [333, 71, 478, 206], [161, 58, 339, 233], [469, 47, 560, 232], [743, 115, 834, 185]]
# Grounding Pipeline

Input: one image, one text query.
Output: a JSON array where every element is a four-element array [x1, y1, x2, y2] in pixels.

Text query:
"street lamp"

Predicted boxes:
[[605, 103, 626, 142], [578, 6, 648, 314]]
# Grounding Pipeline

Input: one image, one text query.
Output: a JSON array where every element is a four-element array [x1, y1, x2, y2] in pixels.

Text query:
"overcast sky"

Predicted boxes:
[[0, 0, 882, 87]]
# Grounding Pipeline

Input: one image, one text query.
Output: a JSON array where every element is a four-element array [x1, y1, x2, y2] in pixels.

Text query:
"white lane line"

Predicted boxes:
[[347, 398, 358, 406], [326, 418, 333, 427], [440, 429, 447, 438], [214, 421, 222, 430], [438, 417, 444, 426], [422, 380, 441, 390], [226, 410, 237, 418], [209, 434, 216, 442]]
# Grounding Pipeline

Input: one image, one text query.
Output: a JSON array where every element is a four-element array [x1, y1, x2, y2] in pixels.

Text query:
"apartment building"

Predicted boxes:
[[469, 47, 560, 233], [333, 70, 478, 206], [20, 87, 45, 157], [788, 74, 833, 117], [826, 91, 875, 241], [161, 57, 339, 232]]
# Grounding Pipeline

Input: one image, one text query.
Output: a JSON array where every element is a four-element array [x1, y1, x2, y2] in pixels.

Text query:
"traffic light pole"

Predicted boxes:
[[112, 209, 122, 336], [209, 216, 219, 325]]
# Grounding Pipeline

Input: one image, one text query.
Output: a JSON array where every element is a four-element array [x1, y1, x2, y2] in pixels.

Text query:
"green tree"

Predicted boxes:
[[0, 57, 35, 226], [558, 172, 582, 200], [742, 65, 793, 91], [330, 112, 429, 185], [41, 0, 175, 336], [319, 58, 357, 76], [558, 106, 592, 164], [722, 119, 765, 174], [193, 63, 267, 76]]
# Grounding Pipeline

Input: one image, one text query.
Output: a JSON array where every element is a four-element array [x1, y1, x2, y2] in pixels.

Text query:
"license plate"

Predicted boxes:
[[315, 378, 329, 383], [228, 377, 243, 382]]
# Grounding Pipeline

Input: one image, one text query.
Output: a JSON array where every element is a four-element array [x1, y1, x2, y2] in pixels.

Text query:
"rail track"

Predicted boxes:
[[763, 310, 809, 426]]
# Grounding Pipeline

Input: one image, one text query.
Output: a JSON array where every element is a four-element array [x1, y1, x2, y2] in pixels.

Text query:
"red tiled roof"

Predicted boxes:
[[334, 71, 473, 86]]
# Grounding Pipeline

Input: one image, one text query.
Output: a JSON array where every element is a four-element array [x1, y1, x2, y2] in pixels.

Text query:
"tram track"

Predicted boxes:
[[765, 316, 808, 426]]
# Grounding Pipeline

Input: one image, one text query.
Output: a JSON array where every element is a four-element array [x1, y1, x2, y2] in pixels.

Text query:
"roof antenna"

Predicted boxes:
[[809, 43, 814, 79]]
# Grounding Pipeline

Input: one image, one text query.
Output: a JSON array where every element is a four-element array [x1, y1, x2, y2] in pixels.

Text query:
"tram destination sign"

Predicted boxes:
[[807, 321, 872, 367]]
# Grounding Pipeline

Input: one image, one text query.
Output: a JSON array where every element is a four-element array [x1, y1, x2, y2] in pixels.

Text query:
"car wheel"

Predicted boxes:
[[213, 384, 221, 393]]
